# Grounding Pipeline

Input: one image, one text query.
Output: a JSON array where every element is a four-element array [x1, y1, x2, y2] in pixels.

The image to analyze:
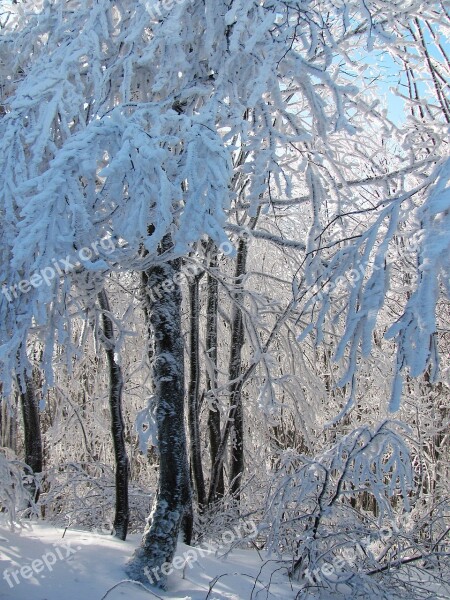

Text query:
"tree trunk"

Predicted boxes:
[[207, 237, 248, 505], [126, 234, 192, 587], [206, 248, 224, 505], [17, 370, 42, 503], [1, 391, 18, 453], [187, 273, 206, 509], [98, 288, 130, 541], [228, 237, 247, 502]]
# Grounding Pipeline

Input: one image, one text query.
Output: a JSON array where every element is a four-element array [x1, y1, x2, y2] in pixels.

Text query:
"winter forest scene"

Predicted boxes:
[[0, 0, 449, 599]]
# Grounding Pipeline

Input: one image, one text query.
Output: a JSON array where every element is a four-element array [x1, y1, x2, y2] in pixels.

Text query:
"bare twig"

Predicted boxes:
[[99, 579, 164, 600]]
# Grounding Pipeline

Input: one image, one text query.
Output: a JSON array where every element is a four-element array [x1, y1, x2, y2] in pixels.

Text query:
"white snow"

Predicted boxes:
[[0, 519, 302, 600]]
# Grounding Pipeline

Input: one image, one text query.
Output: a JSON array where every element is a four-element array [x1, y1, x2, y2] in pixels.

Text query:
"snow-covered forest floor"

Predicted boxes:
[[1, 518, 449, 600], [0, 519, 305, 600]]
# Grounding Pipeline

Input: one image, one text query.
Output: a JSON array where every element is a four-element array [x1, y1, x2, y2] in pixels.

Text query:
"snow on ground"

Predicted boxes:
[[0, 519, 303, 600]]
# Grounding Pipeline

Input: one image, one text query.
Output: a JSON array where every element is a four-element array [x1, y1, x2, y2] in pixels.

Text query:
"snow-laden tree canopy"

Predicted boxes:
[[0, 0, 448, 402]]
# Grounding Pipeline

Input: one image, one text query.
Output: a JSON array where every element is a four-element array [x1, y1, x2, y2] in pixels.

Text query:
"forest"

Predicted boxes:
[[0, 1, 449, 599]]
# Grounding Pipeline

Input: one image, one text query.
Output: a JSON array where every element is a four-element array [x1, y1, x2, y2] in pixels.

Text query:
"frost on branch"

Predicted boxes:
[[385, 158, 450, 409], [299, 157, 450, 414]]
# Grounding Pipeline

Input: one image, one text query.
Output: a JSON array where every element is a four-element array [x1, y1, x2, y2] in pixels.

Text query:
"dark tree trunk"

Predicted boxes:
[[227, 237, 248, 502], [17, 370, 42, 503], [187, 273, 206, 509], [206, 248, 224, 505], [126, 234, 192, 587], [207, 238, 248, 506], [98, 288, 130, 541]]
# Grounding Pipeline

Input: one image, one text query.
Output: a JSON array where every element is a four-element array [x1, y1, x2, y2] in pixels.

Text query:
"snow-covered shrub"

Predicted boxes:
[[0, 448, 34, 527], [263, 420, 450, 598], [38, 462, 151, 533], [265, 423, 409, 581], [265, 421, 413, 557]]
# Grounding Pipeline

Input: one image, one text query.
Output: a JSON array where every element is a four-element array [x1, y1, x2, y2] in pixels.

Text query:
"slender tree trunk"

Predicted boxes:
[[1, 389, 18, 452], [187, 273, 206, 509], [98, 288, 130, 541], [228, 237, 248, 502], [17, 370, 42, 503], [206, 249, 224, 505], [207, 237, 250, 506], [127, 234, 192, 587]]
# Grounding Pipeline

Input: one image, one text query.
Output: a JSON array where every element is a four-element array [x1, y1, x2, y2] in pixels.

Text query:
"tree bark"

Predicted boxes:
[[0, 391, 18, 453], [187, 273, 206, 509], [126, 234, 192, 587], [228, 237, 247, 502], [98, 288, 130, 541], [207, 237, 249, 506], [17, 370, 42, 503], [206, 248, 224, 505]]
